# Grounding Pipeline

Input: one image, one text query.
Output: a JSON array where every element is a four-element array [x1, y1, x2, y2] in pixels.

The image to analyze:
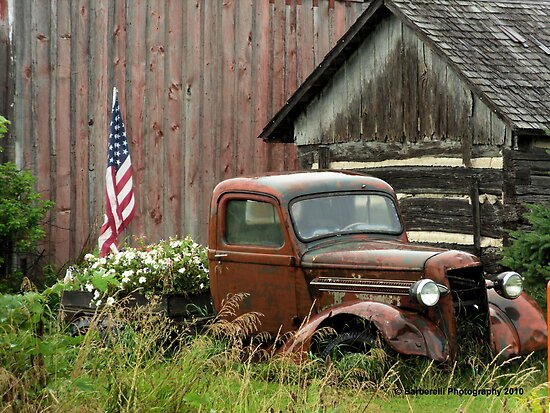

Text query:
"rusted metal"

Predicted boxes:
[[280, 300, 449, 362], [208, 171, 547, 363], [310, 277, 415, 295], [488, 289, 547, 358]]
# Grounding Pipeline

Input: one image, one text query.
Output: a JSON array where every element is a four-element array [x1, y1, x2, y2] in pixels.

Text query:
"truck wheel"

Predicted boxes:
[[320, 331, 376, 360], [69, 316, 93, 337]]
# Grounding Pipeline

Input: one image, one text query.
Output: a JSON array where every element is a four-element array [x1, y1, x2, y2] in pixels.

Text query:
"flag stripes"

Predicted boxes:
[[98, 87, 135, 256]]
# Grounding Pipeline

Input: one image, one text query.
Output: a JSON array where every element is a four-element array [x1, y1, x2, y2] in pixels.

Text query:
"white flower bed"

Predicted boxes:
[[65, 236, 210, 307]]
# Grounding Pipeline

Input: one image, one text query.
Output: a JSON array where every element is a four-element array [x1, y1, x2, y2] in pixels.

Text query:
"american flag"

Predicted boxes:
[[98, 88, 135, 257]]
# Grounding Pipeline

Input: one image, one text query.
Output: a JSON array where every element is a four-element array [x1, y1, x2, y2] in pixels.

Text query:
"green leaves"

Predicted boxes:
[[90, 269, 122, 293], [68, 236, 210, 306], [501, 204, 550, 305], [0, 115, 9, 145], [0, 156, 54, 292], [0, 162, 54, 243], [0, 115, 53, 291], [0, 291, 46, 329]]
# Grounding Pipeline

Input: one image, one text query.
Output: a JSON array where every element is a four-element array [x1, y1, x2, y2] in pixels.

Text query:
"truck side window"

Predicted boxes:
[[225, 199, 284, 247]]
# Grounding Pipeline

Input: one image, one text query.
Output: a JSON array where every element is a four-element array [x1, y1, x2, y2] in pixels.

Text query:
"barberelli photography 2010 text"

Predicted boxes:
[[397, 387, 525, 397]]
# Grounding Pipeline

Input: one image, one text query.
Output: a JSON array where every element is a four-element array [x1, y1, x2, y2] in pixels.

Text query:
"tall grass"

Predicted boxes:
[[0, 296, 547, 412]]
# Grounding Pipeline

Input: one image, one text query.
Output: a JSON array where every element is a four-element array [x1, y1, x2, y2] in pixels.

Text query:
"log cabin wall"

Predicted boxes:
[[0, 0, 369, 269], [293, 13, 518, 271], [506, 138, 550, 207]]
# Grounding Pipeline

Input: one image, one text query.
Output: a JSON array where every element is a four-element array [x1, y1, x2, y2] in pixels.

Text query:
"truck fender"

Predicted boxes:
[[488, 290, 547, 359], [281, 300, 448, 362]]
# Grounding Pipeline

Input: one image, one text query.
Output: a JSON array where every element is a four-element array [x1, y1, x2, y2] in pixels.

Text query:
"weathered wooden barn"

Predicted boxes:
[[0, 0, 372, 271], [259, 0, 550, 271]]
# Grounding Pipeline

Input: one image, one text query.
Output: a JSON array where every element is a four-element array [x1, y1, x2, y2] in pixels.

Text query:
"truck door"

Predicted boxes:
[[210, 193, 298, 335]]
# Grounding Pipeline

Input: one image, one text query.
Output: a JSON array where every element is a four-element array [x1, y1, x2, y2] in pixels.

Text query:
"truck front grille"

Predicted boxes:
[[310, 277, 414, 295], [447, 266, 491, 356], [447, 266, 487, 311]]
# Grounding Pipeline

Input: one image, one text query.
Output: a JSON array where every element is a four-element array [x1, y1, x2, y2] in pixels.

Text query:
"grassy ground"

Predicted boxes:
[[1, 300, 548, 413]]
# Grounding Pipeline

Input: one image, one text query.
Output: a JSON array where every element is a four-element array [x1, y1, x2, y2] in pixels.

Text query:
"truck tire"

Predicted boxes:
[[69, 316, 93, 337], [320, 331, 376, 360]]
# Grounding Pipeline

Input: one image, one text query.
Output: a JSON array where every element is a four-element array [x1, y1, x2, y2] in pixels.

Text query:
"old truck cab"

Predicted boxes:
[[208, 171, 547, 361]]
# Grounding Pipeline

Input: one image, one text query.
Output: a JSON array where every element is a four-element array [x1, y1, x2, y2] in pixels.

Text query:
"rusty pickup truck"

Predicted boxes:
[[207, 171, 547, 362]]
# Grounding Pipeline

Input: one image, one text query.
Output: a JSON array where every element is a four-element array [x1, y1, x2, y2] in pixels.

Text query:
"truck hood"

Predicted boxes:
[[301, 239, 444, 272]]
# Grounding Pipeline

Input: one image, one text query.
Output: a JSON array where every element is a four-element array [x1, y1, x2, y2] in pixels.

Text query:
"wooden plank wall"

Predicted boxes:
[[295, 15, 512, 150], [0, 0, 12, 163], [292, 13, 522, 272], [4, 0, 368, 269], [507, 148, 550, 207]]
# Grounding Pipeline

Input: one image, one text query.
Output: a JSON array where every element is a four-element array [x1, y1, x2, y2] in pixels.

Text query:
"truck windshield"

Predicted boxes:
[[290, 193, 402, 241]]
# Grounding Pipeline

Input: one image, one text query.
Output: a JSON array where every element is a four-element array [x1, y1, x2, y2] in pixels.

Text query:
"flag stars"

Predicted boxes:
[[106, 94, 130, 168], [99, 91, 135, 257]]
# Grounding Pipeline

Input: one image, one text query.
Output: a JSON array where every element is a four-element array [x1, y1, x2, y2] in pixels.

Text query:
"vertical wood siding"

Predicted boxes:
[[295, 15, 511, 149], [4, 0, 368, 268], [291, 13, 520, 271], [0, 0, 13, 163]]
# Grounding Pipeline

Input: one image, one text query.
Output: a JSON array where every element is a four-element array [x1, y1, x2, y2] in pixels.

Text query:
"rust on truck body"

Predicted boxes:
[[281, 299, 449, 362], [488, 290, 547, 359], [208, 171, 547, 362]]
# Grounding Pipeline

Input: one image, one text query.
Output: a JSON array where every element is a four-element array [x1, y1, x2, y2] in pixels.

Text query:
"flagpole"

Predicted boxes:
[[98, 85, 136, 257], [112, 87, 117, 110]]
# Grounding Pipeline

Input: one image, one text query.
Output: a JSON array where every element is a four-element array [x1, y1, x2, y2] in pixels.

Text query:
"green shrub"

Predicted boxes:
[[0, 115, 9, 143], [0, 117, 54, 292], [500, 204, 550, 306]]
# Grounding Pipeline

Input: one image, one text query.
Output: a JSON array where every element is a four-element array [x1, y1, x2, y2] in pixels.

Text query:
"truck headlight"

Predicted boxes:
[[496, 271, 523, 299], [410, 279, 440, 307]]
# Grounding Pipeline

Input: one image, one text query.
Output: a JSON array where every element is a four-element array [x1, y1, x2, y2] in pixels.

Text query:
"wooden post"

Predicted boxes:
[[318, 146, 330, 169], [470, 176, 481, 257]]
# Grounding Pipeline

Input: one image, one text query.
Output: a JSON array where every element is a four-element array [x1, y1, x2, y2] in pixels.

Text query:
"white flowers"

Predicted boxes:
[[121, 270, 133, 284], [144, 256, 156, 266], [63, 267, 74, 284], [170, 240, 183, 248], [106, 297, 115, 306], [72, 235, 210, 296]]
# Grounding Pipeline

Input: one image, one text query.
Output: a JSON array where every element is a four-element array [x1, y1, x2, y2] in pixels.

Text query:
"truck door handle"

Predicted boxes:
[[214, 253, 228, 259]]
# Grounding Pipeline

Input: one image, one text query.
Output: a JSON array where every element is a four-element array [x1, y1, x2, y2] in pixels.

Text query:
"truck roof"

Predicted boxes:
[[212, 171, 396, 204]]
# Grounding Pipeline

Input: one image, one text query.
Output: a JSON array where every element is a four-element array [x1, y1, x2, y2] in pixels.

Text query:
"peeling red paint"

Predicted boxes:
[[208, 171, 547, 363], [0, 0, 6, 20]]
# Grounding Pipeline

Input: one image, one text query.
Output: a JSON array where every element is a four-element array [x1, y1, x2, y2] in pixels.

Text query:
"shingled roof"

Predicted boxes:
[[260, 0, 550, 142]]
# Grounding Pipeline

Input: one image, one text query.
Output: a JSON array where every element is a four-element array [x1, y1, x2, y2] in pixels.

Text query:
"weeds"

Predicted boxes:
[[0, 295, 547, 412]]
